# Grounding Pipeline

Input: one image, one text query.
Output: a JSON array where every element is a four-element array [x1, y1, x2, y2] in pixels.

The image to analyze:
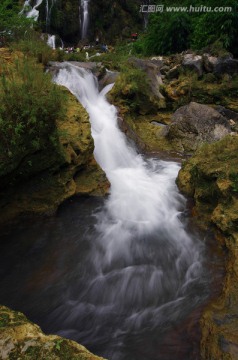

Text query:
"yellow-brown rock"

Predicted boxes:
[[0, 51, 109, 226], [177, 134, 238, 359], [0, 305, 106, 360]]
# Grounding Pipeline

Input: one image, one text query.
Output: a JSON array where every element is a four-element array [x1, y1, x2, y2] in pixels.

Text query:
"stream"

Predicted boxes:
[[0, 63, 223, 360]]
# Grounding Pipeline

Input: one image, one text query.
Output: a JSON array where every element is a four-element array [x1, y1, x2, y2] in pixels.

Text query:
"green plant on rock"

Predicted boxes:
[[109, 64, 153, 114], [0, 57, 66, 177]]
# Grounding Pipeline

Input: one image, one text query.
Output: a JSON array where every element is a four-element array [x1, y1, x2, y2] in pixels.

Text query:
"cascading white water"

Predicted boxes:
[[47, 34, 56, 49], [22, 0, 44, 21], [54, 63, 198, 259], [81, 0, 90, 39], [52, 63, 208, 359]]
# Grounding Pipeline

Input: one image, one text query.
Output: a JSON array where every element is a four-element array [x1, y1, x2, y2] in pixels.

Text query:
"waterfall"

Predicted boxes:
[[47, 34, 56, 49], [52, 63, 208, 358], [23, 0, 44, 21], [81, 0, 90, 39], [46, 0, 57, 31]]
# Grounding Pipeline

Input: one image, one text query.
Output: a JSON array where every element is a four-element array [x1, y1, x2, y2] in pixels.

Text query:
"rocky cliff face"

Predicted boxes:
[[177, 135, 238, 359], [0, 89, 109, 226]]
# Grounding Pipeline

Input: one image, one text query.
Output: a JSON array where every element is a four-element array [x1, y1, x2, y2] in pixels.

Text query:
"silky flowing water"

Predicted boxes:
[[81, 0, 90, 39], [0, 63, 223, 359]]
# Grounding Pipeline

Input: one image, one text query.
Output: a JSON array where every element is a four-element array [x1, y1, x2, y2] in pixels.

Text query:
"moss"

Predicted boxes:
[[0, 306, 106, 360], [177, 135, 238, 359], [163, 72, 238, 112], [0, 51, 108, 226], [0, 313, 10, 328]]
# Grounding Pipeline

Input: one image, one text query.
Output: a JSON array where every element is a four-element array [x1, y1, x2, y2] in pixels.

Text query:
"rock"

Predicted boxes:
[[230, 119, 236, 127], [0, 89, 109, 226], [215, 105, 238, 122], [130, 57, 164, 71], [111, 57, 166, 111], [177, 135, 238, 360], [214, 57, 238, 75], [165, 65, 181, 80], [0, 305, 106, 360], [160, 65, 170, 75], [151, 56, 163, 61], [215, 106, 238, 132], [165, 102, 231, 153], [202, 54, 238, 75], [128, 57, 165, 99], [203, 54, 219, 72], [182, 54, 203, 77], [98, 69, 119, 91]]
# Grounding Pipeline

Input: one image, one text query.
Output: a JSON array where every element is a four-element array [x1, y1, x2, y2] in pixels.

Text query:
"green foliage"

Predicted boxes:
[[143, 12, 192, 55], [11, 30, 58, 65], [0, 0, 33, 42], [55, 339, 64, 351], [109, 63, 159, 114], [0, 313, 9, 327], [137, 0, 238, 56], [0, 57, 66, 176], [192, 1, 238, 56]]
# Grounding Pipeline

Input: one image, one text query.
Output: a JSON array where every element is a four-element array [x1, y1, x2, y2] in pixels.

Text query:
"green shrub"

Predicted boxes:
[[0, 57, 66, 176], [108, 64, 160, 114], [11, 31, 56, 65]]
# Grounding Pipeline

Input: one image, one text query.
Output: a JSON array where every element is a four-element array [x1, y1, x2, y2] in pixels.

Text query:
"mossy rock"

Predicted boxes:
[[177, 134, 238, 359], [0, 54, 109, 226], [0, 305, 106, 360]]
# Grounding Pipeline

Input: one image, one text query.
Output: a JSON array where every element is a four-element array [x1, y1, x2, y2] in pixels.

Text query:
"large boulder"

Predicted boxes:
[[165, 102, 231, 153], [129, 57, 165, 100]]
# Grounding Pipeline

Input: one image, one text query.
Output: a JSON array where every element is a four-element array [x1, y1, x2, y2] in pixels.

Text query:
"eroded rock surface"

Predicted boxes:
[[177, 135, 238, 359], [0, 305, 106, 360]]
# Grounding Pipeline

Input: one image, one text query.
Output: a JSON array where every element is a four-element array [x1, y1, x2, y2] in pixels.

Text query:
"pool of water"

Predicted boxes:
[[0, 195, 223, 360]]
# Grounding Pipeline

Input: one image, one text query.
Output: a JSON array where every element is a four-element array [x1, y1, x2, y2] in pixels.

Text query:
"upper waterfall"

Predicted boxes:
[[46, 0, 57, 31], [81, 0, 90, 39]]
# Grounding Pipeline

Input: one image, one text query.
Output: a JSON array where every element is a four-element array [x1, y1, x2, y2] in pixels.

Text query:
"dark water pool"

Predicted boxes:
[[0, 196, 223, 360]]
